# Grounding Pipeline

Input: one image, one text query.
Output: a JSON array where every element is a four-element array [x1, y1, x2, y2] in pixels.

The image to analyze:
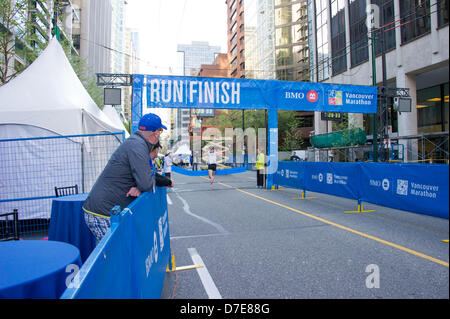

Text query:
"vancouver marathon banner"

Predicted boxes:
[[144, 75, 377, 114]]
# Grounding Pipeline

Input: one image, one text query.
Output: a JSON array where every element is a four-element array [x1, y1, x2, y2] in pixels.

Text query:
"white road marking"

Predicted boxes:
[[170, 233, 228, 240], [188, 247, 222, 299], [174, 192, 229, 235], [167, 194, 173, 205]]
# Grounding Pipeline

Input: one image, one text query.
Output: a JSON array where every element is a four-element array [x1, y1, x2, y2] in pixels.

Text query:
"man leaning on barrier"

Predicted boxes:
[[82, 113, 167, 244]]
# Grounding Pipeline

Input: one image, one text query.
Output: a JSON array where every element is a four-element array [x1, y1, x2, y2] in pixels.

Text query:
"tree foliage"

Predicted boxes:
[[0, 0, 39, 84], [202, 109, 306, 151], [0, 0, 103, 108], [60, 39, 104, 108]]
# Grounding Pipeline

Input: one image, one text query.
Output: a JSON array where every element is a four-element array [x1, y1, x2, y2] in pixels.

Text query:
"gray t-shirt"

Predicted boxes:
[[83, 131, 155, 217]]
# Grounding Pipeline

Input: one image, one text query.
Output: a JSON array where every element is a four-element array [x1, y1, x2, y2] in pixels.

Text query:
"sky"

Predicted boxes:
[[125, 0, 228, 76]]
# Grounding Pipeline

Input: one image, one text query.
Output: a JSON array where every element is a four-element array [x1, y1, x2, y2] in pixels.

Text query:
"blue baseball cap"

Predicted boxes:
[[138, 113, 167, 131]]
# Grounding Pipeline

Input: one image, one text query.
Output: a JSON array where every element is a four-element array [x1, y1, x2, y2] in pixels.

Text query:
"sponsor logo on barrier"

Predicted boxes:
[[369, 178, 390, 191], [410, 182, 439, 199], [318, 173, 323, 182], [159, 209, 169, 252], [396, 179, 408, 196], [328, 90, 343, 106], [382, 179, 390, 191], [145, 209, 169, 278], [158, 219, 164, 252], [154, 232, 158, 263], [344, 92, 375, 106], [307, 90, 319, 103], [370, 178, 440, 199], [145, 231, 159, 278], [314, 172, 348, 185], [285, 91, 305, 100], [279, 169, 299, 181], [326, 173, 333, 185]]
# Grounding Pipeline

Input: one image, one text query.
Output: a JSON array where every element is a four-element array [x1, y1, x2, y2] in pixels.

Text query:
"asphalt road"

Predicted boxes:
[[160, 170, 449, 299]]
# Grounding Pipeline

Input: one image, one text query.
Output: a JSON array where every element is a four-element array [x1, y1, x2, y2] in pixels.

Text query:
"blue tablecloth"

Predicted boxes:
[[48, 193, 96, 263], [0, 240, 81, 299]]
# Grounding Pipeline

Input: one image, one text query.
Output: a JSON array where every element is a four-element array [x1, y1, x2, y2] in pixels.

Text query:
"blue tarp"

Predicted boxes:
[[275, 161, 449, 219], [303, 162, 361, 200], [61, 187, 170, 299], [274, 161, 305, 189], [359, 163, 449, 219]]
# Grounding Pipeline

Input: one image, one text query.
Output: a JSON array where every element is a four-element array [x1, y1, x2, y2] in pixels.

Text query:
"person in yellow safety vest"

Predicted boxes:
[[255, 150, 265, 189]]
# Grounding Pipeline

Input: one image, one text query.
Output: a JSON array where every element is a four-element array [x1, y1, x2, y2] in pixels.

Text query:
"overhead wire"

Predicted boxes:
[[76, 1, 441, 77]]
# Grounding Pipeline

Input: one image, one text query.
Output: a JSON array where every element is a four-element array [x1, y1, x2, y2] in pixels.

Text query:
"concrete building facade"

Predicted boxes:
[[226, 0, 246, 78], [307, 0, 449, 162]]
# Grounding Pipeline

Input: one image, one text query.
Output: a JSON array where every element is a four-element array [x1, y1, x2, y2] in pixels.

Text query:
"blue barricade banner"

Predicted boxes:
[[273, 161, 448, 219], [359, 163, 449, 219], [303, 162, 361, 200], [274, 161, 305, 189], [144, 75, 377, 113], [131, 74, 144, 133], [61, 187, 170, 299]]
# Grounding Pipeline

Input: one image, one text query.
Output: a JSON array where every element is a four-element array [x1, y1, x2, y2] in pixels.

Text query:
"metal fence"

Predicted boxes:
[[305, 132, 449, 164], [0, 132, 124, 240]]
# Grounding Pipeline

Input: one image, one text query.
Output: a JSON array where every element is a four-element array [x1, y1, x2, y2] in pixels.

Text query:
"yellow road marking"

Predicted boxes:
[[202, 177, 449, 268]]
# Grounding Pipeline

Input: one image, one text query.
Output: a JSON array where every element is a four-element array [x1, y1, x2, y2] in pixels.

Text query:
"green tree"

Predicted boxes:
[[0, 0, 39, 84], [278, 111, 304, 151], [60, 38, 104, 108], [202, 109, 306, 151]]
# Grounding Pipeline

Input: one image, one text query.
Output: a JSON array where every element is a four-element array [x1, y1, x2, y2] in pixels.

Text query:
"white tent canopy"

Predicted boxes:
[[175, 144, 192, 155], [0, 37, 125, 222], [103, 105, 130, 138], [0, 36, 123, 138]]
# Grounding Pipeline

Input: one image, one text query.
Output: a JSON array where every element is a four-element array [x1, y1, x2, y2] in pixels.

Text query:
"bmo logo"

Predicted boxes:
[[307, 90, 318, 103]]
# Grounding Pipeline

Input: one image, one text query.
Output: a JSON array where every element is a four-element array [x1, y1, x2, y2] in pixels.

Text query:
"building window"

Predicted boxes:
[[400, 0, 431, 44], [348, 0, 369, 67], [315, 0, 330, 81], [438, 0, 449, 27], [371, 0, 396, 55], [330, 0, 347, 75], [417, 83, 449, 133], [416, 83, 449, 161], [307, 0, 316, 81], [276, 48, 294, 67]]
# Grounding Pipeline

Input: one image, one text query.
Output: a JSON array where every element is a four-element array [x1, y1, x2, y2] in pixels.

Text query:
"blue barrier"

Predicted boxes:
[[274, 161, 449, 219], [60, 187, 171, 299], [274, 161, 305, 189], [359, 163, 449, 219], [303, 162, 361, 200], [172, 165, 246, 176]]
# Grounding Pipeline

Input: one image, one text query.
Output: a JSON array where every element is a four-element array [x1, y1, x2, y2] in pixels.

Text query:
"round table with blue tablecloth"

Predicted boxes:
[[0, 240, 81, 299], [48, 193, 96, 263]]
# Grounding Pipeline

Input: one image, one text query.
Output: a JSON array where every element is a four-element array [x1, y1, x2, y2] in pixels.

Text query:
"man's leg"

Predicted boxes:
[[84, 212, 111, 245]]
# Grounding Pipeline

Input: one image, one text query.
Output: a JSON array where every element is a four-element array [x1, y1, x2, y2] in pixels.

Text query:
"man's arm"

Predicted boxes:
[[126, 186, 142, 197], [155, 173, 173, 187], [128, 143, 155, 193]]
